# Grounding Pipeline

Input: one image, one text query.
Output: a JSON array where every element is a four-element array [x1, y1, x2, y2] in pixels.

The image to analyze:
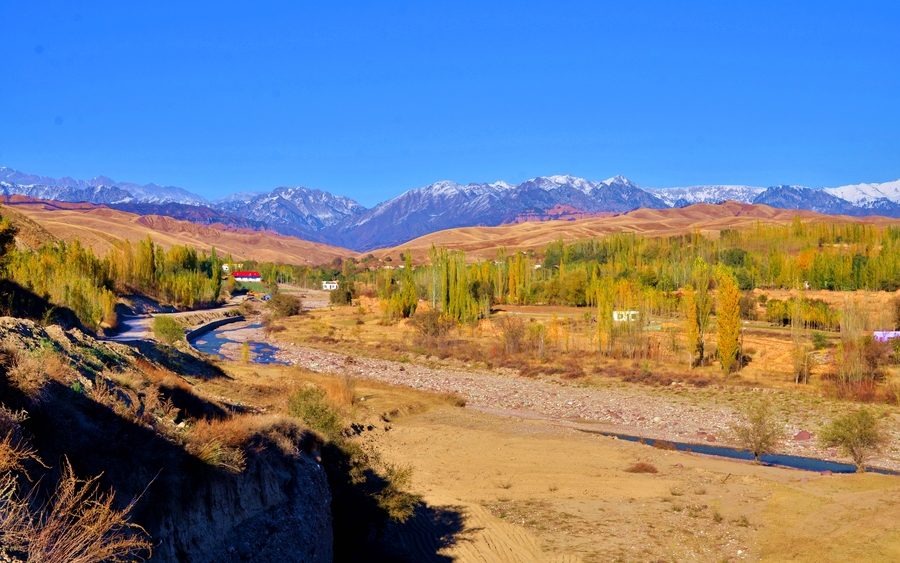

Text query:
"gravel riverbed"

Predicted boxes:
[[264, 335, 900, 471], [194, 314, 899, 471]]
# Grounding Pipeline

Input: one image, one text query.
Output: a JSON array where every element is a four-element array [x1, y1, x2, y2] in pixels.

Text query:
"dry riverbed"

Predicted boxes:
[[258, 326, 900, 471]]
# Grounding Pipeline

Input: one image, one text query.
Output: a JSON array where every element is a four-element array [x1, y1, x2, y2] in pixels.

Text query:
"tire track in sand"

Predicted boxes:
[[393, 501, 582, 563]]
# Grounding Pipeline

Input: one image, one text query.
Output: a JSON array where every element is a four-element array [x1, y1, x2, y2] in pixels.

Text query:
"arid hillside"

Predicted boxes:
[[8, 197, 900, 267], [375, 201, 900, 262], [0, 197, 357, 265]]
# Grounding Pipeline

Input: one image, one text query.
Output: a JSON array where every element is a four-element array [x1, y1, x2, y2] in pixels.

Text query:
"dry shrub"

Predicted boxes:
[[88, 377, 115, 407], [132, 359, 191, 393], [151, 395, 179, 430], [42, 351, 76, 384], [0, 426, 40, 477], [883, 382, 900, 405], [559, 362, 586, 380], [322, 375, 355, 408], [0, 458, 151, 562], [187, 417, 253, 473], [519, 359, 584, 379], [438, 392, 467, 408], [262, 321, 286, 336], [189, 415, 253, 448], [617, 366, 711, 388], [497, 316, 527, 355], [624, 461, 659, 474], [653, 440, 677, 451], [408, 310, 455, 348], [823, 378, 879, 403], [1, 347, 48, 402]]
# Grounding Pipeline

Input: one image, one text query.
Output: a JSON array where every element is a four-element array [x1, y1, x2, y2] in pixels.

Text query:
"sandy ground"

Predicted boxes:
[[362, 406, 900, 563]]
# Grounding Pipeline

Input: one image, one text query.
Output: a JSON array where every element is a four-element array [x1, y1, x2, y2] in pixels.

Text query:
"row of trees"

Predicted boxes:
[[3, 237, 230, 329], [4, 240, 118, 330], [313, 219, 900, 316]]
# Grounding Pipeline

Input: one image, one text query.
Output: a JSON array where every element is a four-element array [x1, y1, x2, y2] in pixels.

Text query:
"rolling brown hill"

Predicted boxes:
[[0, 197, 356, 265], [7, 197, 900, 267], [375, 201, 900, 262]]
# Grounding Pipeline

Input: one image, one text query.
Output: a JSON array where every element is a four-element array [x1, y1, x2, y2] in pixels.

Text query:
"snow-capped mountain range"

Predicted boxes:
[[1, 166, 899, 251], [646, 185, 767, 208]]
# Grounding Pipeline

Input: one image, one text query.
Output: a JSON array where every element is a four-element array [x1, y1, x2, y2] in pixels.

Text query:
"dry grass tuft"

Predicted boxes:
[[132, 358, 191, 393], [0, 431, 40, 477], [1, 347, 48, 402], [624, 461, 659, 474], [322, 375, 356, 408], [0, 458, 151, 563], [438, 392, 467, 408], [186, 439, 247, 474], [652, 440, 678, 451], [186, 413, 322, 472], [189, 415, 255, 448]]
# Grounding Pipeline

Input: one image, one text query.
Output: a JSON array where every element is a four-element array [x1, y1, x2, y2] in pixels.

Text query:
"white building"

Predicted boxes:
[[322, 280, 339, 291], [612, 310, 640, 322]]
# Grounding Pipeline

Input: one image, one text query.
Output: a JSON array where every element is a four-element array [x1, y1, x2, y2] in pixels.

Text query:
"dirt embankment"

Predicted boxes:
[[0, 318, 333, 563], [149, 451, 332, 563]]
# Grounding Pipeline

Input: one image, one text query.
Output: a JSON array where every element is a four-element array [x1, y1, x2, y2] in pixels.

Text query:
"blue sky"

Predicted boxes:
[[1, 1, 898, 206]]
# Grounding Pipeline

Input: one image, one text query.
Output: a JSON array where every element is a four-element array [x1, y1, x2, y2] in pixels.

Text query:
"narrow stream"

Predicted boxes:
[[579, 429, 899, 475], [189, 323, 287, 365]]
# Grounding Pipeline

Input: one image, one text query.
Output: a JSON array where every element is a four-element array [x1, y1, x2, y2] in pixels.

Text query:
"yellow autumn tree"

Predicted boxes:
[[715, 265, 741, 374], [681, 285, 700, 368]]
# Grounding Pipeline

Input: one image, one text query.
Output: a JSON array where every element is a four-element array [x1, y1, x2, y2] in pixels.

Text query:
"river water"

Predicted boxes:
[[189, 322, 287, 365], [580, 429, 899, 475]]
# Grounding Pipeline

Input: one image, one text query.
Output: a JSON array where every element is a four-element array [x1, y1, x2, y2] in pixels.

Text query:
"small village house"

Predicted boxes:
[[234, 271, 262, 282]]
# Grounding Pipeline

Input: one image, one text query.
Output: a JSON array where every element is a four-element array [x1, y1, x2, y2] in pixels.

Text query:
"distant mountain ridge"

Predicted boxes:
[[214, 186, 365, 237], [2, 166, 899, 252], [0, 167, 205, 205]]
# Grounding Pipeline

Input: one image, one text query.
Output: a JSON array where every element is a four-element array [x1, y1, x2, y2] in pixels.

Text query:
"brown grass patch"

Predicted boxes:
[[322, 374, 356, 408], [188, 413, 322, 460]]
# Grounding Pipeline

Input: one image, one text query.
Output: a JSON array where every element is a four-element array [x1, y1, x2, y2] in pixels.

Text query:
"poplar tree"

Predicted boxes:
[[682, 285, 700, 368], [715, 265, 741, 374]]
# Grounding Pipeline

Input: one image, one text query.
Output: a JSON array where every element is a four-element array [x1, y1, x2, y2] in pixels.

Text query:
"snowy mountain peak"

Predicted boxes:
[[824, 179, 900, 207], [648, 185, 767, 207], [602, 175, 631, 185], [423, 180, 465, 195], [89, 175, 117, 187]]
